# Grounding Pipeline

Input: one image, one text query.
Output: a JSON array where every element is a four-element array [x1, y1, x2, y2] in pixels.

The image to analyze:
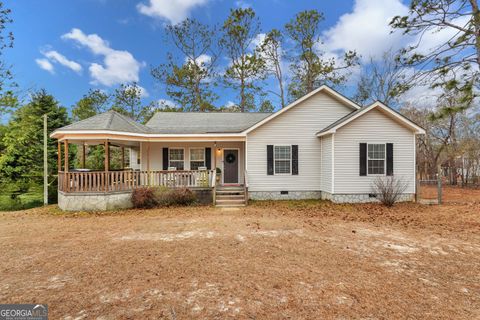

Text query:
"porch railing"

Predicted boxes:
[[58, 170, 215, 193]]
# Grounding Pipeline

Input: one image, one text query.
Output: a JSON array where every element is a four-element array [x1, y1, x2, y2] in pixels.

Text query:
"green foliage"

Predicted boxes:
[[111, 82, 152, 123], [0, 90, 69, 209], [285, 10, 358, 100], [259, 99, 274, 112], [390, 0, 480, 105], [221, 8, 267, 112], [151, 19, 219, 112], [0, 183, 43, 211], [72, 89, 109, 121], [0, 90, 69, 184], [0, 1, 16, 117]]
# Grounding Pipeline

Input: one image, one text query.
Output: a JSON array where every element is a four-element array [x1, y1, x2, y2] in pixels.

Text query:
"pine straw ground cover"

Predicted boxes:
[[0, 189, 479, 319]]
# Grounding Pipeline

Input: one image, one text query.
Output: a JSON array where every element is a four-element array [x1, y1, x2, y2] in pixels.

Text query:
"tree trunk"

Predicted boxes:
[[469, 0, 480, 68], [240, 77, 245, 112]]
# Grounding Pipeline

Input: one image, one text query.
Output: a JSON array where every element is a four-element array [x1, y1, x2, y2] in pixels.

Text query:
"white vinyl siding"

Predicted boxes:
[[334, 109, 415, 194], [246, 91, 353, 192], [320, 135, 332, 193]]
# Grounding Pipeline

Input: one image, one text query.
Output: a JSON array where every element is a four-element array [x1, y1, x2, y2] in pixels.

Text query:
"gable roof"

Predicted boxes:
[[146, 112, 271, 134], [54, 110, 151, 134], [242, 85, 361, 134], [316, 101, 426, 136]]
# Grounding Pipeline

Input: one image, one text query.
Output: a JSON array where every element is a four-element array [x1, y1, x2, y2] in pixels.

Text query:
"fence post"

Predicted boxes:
[[415, 178, 420, 203], [437, 173, 442, 205]]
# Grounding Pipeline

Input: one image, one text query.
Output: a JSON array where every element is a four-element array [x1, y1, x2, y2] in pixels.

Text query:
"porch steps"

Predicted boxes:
[[215, 185, 246, 207]]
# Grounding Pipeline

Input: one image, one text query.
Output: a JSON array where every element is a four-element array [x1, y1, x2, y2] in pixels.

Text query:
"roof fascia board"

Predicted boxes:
[[51, 130, 246, 140], [316, 102, 426, 137]]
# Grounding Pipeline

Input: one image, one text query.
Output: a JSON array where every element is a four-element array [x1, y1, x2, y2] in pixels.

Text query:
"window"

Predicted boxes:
[[190, 148, 205, 170], [367, 144, 385, 175], [274, 145, 291, 174], [169, 148, 184, 170], [124, 148, 130, 167]]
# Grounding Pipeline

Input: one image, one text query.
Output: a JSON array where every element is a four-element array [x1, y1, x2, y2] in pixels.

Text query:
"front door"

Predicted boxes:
[[223, 149, 239, 184]]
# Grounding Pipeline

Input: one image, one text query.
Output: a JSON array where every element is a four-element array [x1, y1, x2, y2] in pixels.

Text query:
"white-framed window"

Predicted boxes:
[[274, 145, 291, 174], [367, 144, 385, 175], [169, 148, 184, 170], [190, 148, 205, 170], [124, 148, 131, 167]]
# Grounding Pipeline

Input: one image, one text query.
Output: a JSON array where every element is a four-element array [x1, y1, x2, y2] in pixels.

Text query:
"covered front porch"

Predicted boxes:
[[57, 138, 245, 194]]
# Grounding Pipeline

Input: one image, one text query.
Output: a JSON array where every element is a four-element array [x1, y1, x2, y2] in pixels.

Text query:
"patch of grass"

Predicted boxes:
[[0, 190, 44, 211]]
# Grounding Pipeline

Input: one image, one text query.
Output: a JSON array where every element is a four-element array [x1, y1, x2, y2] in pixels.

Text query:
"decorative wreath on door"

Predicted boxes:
[[226, 153, 236, 164]]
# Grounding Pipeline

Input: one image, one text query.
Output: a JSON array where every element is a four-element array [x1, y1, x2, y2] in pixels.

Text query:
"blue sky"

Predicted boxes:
[[6, 0, 438, 115]]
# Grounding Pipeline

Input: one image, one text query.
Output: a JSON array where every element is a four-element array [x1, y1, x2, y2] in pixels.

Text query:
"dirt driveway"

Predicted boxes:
[[0, 197, 479, 319]]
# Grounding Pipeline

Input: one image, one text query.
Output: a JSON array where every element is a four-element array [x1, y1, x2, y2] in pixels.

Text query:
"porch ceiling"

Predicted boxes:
[[66, 139, 140, 148]]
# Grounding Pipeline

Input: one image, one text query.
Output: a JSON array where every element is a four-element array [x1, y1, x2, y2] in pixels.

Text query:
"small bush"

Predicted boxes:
[[131, 187, 157, 208], [372, 176, 408, 207], [169, 188, 197, 206], [155, 187, 197, 206]]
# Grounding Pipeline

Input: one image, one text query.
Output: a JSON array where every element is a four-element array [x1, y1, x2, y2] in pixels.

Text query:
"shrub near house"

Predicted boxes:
[[131, 187, 197, 208]]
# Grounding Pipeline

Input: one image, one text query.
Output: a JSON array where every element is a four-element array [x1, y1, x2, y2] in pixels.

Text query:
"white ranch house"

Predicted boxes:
[[51, 85, 425, 211]]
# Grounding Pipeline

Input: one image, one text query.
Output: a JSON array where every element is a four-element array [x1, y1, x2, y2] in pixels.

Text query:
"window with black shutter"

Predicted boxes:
[[267, 145, 274, 175], [292, 145, 298, 175], [162, 148, 169, 170], [359, 143, 367, 176], [386, 143, 393, 176]]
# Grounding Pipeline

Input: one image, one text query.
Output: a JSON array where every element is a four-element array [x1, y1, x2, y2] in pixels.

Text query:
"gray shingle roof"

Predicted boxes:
[[145, 112, 272, 134], [56, 110, 151, 133], [55, 110, 272, 134]]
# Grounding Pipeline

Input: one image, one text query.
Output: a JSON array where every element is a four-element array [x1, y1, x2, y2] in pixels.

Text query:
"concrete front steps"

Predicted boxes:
[[215, 185, 246, 207]]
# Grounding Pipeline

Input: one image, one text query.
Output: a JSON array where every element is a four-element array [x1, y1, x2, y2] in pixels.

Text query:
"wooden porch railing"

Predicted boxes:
[[58, 170, 215, 193]]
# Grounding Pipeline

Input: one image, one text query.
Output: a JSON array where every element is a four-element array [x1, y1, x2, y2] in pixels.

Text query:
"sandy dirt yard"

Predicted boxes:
[[1, 190, 480, 319]]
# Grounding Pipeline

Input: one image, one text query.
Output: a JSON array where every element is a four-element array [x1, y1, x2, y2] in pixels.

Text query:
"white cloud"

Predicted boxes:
[[399, 84, 443, 108], [250, 33, 266, 50], [35, 58, 54, 74], [43, 50, 82, 73], [323, 0, 471, 64], [158, 99, 178, 109], [185, 53, 211, 65], [225, 101, 236, 108], [408, 16, 471, 55], [129, 84, 149, 98], [62, 28, 144, 86], [137, 0, 208, 24], [235, 0, 251, 9], [323, 0, 409, 62]]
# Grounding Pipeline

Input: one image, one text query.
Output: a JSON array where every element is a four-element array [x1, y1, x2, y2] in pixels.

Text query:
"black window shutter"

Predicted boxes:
[[267, 145, 274, 175], [162, 148, 169, 170], [205, 147, 211, 170], [292, 145, 298, 175], [359, 143, 367, 176], [386, 143, 393, 176]]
